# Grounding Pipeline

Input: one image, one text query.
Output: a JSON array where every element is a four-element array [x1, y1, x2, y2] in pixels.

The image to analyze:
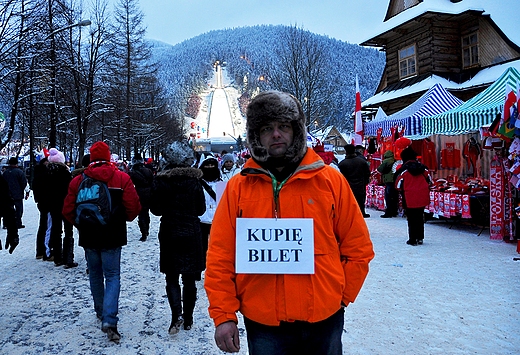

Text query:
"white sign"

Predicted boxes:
[[235, 218, 314, 274]]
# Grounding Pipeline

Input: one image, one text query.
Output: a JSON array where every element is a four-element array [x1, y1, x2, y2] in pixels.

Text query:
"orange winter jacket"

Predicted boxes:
[[204, 149, 374, 327]]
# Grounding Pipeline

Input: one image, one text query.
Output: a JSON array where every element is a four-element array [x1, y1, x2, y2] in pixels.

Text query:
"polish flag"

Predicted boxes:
[[354, 75, 363, 145]]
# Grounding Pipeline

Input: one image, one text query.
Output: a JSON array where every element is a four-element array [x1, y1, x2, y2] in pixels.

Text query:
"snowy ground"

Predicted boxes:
[[0, 197, 518, 355]]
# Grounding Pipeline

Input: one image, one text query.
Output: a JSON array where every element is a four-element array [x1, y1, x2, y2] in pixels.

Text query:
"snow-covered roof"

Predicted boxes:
[[362, 59, 520, 107], [362, 0, 520, 48]]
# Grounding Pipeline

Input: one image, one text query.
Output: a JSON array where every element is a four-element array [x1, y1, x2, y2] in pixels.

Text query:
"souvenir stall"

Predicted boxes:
[[421, 66, 520, 244], [364, 83, 466, 212]]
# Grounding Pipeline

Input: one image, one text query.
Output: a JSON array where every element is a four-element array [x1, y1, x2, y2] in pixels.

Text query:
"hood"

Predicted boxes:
[[383, 150, 394, 159], [156, 166, 203, 180], [246, 90, 307, 165], [85, 162, 118, 182], [403, 161, 427, 176]]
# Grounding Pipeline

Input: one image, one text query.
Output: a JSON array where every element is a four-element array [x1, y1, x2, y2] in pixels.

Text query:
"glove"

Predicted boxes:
[[5, 232, 19, 254]]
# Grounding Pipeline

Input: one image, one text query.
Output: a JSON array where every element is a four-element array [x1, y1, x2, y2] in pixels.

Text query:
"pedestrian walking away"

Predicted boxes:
[[0, 173, 19, 254], [129, 153, 154, 242], [32, 157, 51, 260], [62, 141, 141, 343], [150, 141, 206, 335], [204, 90, 375, 355], [395, 147, 432, 246], [377, 150, 398, 218], [2, 157, 29, 228], [338, 144, 371, 218], [45, 148, 77, 268]]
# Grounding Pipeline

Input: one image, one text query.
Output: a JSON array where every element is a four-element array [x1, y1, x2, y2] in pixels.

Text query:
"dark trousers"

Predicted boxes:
[[165, 273, 198, 324], [384, 183, 398, 216], [405, 207, 425, 242], [137, 204, 150, 237], [50, 209, 74, 264], [36, 209, 49, 257], [244, 308, 344, 355], [13, 199, 23, 227], [353, 190, 367, 215]]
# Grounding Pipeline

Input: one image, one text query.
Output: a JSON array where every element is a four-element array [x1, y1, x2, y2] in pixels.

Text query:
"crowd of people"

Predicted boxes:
[[0, 89, 434, 353]]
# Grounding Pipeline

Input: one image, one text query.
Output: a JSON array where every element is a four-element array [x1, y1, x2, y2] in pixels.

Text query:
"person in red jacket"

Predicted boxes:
[[395, 147, 432, 246], [62, 141, 141, 343], [204, 91, 374, 354]]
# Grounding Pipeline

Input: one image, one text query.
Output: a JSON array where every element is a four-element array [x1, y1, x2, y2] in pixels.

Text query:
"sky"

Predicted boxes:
[[136, 0, 390, 46], [133, 0, 520, 47]]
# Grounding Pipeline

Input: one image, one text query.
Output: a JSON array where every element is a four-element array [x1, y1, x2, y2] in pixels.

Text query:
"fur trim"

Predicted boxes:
[[156, 167, 203, 179], [246, 90, 307, 163]]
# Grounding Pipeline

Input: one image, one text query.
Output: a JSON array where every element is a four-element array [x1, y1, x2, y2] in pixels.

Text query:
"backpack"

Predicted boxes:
[[75, 173, 112, 227]]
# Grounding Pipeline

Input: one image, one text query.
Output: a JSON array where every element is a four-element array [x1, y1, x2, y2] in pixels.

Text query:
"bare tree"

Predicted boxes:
[[267, 25, 335, 129], [106, 0, 155, 160]]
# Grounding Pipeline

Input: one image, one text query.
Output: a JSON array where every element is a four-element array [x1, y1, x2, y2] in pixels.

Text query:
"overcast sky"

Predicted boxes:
[[126, 0, 519, 47], [135, 0, 389, 46]]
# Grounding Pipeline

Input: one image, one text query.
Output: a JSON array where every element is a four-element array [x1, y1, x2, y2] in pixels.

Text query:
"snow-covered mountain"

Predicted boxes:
[[149, 25, 385, 132]]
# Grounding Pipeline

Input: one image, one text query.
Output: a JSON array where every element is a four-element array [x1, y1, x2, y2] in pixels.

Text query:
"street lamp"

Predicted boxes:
[[48, 19, 91, 148]]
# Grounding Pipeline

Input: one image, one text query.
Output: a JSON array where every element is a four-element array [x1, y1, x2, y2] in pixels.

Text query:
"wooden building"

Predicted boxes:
[[361, 0, 520, 117]]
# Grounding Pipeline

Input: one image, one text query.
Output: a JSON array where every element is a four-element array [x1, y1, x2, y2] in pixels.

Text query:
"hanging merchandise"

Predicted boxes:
[[422, 138, 437, 171], [440, 142, 461, 169], [462, 137, 482, 177]]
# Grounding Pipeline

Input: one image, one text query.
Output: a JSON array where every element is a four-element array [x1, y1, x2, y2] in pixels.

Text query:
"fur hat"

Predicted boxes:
[[221, 153, 234, 164], [90, 141, 111, 162], [246, 90, 307, 163], [162, 141, 195, 167], [48, 148, 65, 163], [132, 153, 144, 165]]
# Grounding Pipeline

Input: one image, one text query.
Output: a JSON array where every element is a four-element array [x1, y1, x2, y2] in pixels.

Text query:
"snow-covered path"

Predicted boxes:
[[0, 198, 518, 354]]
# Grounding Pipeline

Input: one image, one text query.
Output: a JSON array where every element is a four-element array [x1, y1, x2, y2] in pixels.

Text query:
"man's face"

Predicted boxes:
[[259, 121, 294, 158]]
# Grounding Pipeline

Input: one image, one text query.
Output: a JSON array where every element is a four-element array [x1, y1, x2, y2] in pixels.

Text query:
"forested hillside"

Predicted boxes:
[[150, 25, 385, 132]]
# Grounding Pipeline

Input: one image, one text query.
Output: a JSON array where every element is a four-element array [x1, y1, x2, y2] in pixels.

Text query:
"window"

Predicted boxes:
[[399, 45, 417, 79], [462, 33, 479, 68]]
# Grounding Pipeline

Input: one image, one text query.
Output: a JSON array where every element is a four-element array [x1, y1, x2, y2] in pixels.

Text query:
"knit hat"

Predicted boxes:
[[90, 141, 111, 162], [221, 153, 234, 164], [246, 90, 307, 163], [48, 148, 65, 163], [161, 141, 195, 167], [132, 153, 144, 165]]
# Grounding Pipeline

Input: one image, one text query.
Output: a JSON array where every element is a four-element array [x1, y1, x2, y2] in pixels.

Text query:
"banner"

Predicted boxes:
[[489, 156, 505, 239]]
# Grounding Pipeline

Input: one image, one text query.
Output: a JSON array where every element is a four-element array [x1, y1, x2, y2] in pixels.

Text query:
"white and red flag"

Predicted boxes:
[[354, 75, 363, 145]]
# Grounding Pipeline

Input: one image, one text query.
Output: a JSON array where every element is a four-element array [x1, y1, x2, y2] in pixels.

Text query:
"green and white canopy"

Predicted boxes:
[[422, 67, 520, 136]]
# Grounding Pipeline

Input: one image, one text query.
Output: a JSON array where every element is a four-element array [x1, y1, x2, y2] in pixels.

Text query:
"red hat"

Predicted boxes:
[[90, 141, 111, 162], [395, 137, 411, 149]]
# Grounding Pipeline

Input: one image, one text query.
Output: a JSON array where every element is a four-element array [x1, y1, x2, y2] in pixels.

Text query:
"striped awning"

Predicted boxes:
[[422, 66, 520, 136], [364, 83, 463, 137]]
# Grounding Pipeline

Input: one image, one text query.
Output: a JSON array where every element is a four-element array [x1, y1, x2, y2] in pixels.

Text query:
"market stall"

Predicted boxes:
[[365, 68, 520, 247]]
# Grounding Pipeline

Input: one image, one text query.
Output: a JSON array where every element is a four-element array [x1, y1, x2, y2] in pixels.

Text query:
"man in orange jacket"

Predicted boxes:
[[204, 91, 374, 354]]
